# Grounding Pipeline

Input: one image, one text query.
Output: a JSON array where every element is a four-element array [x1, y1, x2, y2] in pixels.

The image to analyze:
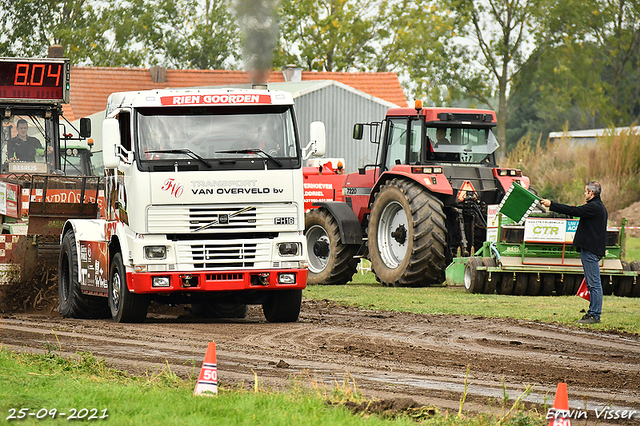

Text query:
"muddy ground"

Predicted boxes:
[[1, 297, 639, 425]]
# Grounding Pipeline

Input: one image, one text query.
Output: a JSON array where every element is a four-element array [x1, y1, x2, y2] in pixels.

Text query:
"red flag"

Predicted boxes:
[[576, 278, 590, 301]]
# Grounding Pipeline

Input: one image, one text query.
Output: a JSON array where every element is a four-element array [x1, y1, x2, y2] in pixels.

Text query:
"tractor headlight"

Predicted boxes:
[[144, 245, 167, 260]]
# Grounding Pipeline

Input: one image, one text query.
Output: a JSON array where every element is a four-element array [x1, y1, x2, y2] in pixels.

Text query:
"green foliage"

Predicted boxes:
[[0, 0, 239, 68], [502, 126, 640, 212], [507, 0, 640, 144]]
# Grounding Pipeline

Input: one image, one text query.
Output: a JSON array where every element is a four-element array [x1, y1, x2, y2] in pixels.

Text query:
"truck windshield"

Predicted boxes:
[[427, 127, 499, 163], [136, 105, 300, 169]]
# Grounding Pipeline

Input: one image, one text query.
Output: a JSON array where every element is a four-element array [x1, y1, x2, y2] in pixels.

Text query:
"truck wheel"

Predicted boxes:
[[464, 257, 484, 293], [58, 231, 110, 319], [108, 252, 150, 323], [512, 273, 528, 295], [305, 208, 358, 285], [368, 178, 447, 287], [497, 273, 515, 295], [191, 303, 248, 318], [629, 261, 640, 297], [540, 274, 555, 296], [526, 274, 541, 296], [482, 258, 497, 294], [614, 261, 632, 297], [262, 289, 302, 323]]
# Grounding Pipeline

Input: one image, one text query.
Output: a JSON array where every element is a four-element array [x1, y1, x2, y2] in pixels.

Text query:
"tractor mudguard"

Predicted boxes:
[[311, 201, 362, 244]]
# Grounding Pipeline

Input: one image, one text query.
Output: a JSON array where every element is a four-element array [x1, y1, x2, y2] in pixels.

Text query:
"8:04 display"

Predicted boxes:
[[0, 58, 69, 102]]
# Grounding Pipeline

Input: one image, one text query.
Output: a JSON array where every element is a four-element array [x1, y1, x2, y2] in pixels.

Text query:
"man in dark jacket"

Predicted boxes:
[[541, 181, 608, 324]]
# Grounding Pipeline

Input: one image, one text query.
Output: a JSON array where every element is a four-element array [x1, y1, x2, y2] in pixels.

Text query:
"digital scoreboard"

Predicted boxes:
[[0, 58, 70, 103]]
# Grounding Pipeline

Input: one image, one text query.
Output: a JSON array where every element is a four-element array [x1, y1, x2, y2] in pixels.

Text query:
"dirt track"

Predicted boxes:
[[1, 299, 639, 424]]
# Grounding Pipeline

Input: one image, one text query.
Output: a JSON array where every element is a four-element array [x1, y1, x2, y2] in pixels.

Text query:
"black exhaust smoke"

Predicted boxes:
[[234, 0, 280, 87]]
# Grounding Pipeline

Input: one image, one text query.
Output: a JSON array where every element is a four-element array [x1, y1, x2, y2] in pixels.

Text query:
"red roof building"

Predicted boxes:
[[64, 67, 408, 121]]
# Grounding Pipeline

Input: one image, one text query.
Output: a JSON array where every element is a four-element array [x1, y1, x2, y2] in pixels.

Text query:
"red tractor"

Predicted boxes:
[[303, 102, 530, 286]]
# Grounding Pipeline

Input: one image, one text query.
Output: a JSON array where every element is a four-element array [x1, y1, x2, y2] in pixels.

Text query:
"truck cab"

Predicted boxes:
[[59, 87, 326, 323]]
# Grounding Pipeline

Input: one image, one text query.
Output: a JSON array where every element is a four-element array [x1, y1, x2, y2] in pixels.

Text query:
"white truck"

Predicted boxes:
[[59, 87, 325, 323]]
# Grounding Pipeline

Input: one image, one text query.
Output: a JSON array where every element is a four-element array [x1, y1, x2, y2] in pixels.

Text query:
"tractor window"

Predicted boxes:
[[409, 122, 421, 164], [385, 118, 408, 170], [427, 127, 499, 163]]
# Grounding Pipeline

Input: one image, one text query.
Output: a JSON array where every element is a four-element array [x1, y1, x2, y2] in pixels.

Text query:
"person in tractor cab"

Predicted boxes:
[[436, 128, 451, 146], [541, 181, 608, 325], [7, 119, 53, 162]]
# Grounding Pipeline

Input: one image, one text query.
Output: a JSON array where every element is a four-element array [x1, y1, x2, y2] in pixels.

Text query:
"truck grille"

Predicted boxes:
[[147, 204, 298, 234], [175, 239, 272, 270]]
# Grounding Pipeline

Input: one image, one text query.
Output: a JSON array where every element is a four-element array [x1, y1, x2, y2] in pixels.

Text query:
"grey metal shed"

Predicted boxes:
[[266, 81, 398, 173]]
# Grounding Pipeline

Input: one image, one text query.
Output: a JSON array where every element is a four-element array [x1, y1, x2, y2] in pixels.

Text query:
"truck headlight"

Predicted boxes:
[[278, 242, 299, 256], [145, 245, 167, 260]]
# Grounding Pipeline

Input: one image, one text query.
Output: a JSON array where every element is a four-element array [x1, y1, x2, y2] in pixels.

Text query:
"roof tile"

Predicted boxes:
[[66, 67, 407, 121]]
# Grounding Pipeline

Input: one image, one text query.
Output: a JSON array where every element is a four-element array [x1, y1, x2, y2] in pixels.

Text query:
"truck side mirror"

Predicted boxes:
[[102, 118, 121, 168], [353, 123, 364, 140], [309, 121, 326, 157], [79, 118, 91, 138]]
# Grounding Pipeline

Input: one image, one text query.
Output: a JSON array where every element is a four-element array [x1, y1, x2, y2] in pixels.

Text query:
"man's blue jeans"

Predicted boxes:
[[581, 249, 603, 319]]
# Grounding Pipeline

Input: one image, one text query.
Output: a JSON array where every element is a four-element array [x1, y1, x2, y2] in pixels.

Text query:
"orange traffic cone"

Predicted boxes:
[[548, 382, 571, 426], [194, 342, 218, 396]]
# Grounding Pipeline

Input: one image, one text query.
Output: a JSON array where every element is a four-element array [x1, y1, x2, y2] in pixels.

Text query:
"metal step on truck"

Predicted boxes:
[[449, 182, 640, 297]]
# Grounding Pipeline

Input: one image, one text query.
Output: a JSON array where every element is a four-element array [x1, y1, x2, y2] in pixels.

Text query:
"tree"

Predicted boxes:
[[506, 0, 640, 144], [430, 0, 548, 157], [275, 0, 378, 72], [0, 0, 239, 69], [135, 0, 239, 69]]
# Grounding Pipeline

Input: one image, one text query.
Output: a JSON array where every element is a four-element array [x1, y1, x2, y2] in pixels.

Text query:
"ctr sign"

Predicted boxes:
[[524, 219, 578, 243]]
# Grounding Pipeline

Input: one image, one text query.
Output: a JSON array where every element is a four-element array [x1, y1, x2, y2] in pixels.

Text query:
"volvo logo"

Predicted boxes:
[[193, 206, 253, 232]]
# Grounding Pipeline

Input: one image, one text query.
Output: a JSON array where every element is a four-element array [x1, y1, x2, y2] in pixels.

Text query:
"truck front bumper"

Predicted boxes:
[[127, 268, 307, 293]]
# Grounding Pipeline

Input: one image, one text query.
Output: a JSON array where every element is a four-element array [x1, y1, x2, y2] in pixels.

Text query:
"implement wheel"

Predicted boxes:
[[464, 257, 485, 294], [58, 231, 110, 319], [613, 261, 632, 297], [482, 258, 497, 294], [629, 261, 640, 298], [512, 273, 528, 295], [540, 274, 555, 296], [305, 208, 359, 285], [555, 274, 572, 296], [526, 274, 541, 296], [368, 178, 447, 287], [497, 273, 515, 295]]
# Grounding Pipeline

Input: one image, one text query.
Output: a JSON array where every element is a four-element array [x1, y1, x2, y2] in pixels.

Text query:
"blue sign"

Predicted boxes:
[[566, 220, 579, 232]]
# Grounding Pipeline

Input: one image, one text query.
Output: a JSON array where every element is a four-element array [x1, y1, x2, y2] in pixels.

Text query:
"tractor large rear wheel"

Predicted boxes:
[[368, 178, 447, 287], [305, 208, 359, 285]]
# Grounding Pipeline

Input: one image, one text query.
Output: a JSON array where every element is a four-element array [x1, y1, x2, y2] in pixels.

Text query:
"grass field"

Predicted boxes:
[[0, 349, 544, 426]]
